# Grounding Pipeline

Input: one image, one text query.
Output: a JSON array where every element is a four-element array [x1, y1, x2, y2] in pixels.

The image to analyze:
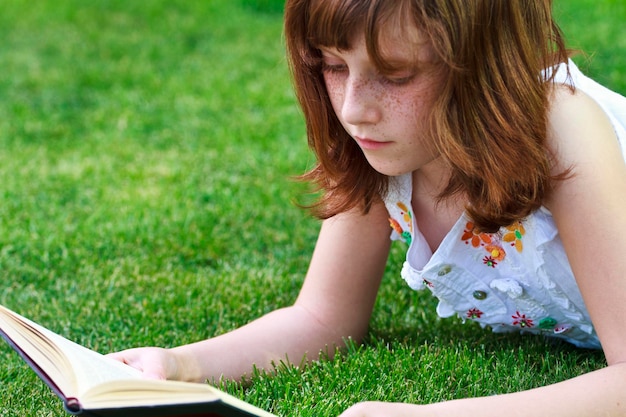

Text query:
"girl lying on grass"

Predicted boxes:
[[111, 1, 626, 415]]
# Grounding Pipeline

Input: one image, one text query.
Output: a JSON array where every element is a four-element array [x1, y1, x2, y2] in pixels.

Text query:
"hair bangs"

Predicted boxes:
[[306, 0, 368, 51], [307, 0, 424, 73], [365, 0, 427, 73]]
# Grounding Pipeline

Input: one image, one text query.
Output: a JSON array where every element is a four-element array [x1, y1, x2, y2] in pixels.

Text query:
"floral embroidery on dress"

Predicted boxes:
[[485, 244, 505, 260], [503, 221, 525, 252], [512, 311, 534, 328], [482, 256, 497, 267], [461, 221, 525, 268], [482, 244, 506, 267], [389, 201, 413, 245], [389, 218, 404, 234], [537, 318, 572, 335], [553, 324, 572, 334], [397, 202, 413, 232], [538, 317, 558, 330], [467, 308, 483, 319], [461, 222, 492, 247]]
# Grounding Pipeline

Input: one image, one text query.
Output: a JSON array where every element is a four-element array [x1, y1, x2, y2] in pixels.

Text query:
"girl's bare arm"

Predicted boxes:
[[340, 85, 626, 417], [110, 201, 392, 383]]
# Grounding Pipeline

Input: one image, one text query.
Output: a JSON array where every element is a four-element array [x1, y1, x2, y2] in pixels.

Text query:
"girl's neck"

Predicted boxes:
[[411, 157, 451, 198], [411, 160, 465, 251]]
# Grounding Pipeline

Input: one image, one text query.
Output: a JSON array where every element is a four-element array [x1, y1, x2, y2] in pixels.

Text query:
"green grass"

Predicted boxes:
[[0, 0, 622, 416]]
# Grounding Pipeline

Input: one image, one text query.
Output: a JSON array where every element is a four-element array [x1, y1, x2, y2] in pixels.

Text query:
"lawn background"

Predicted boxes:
[[0, 0, 624, 416]]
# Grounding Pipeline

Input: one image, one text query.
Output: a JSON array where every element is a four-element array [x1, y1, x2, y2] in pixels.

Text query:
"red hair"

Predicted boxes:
[[285, 0, 570, 232]]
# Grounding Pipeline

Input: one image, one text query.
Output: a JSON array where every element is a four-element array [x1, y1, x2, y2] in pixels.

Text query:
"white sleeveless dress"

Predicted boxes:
[[384, 61, 626, 349]]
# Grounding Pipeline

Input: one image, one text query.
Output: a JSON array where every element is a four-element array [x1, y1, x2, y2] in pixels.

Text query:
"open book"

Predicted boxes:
[[0, 304, 276, 417]]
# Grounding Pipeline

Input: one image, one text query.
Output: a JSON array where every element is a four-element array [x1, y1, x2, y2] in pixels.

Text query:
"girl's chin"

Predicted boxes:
[[368, 164, 415, 177], [362, 157, 413, 177]]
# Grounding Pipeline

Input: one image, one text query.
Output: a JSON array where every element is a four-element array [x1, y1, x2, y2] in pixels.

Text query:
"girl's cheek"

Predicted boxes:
[[324, 78, 344, 109], [324, 74, 342, 96]]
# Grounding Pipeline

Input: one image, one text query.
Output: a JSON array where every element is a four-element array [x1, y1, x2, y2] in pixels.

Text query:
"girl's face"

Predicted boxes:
[[320, 28, 446, 177]]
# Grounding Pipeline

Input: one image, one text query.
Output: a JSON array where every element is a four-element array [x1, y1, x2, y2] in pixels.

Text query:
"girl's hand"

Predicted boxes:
[[107, 347, 180, 381]]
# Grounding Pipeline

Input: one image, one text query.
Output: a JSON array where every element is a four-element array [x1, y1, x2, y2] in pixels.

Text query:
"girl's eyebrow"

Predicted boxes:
[[317, 46, 342, 56], [318, 48, 350, 64], [376, 53, 420, 72], [382, 57, 414, 67]]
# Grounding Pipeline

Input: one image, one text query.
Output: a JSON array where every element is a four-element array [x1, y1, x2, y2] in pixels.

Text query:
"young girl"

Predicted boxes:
[[111, 1, 626, 415]]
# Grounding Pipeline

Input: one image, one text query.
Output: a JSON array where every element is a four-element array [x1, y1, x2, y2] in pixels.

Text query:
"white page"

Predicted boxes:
[[0, 306, 141, 397]]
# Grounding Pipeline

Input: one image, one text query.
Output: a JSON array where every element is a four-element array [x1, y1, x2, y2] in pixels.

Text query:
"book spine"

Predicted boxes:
[[0, 328, 70, 407], [64, 397, 84, 415]]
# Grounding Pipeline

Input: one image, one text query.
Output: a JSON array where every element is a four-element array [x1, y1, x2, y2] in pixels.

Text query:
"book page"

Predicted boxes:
[[0, 305, 141, 398], [81, 379, 276, 417], [1, 306, 276, 417], [0, 305, 77, 397], [40, 324, 144, 391]]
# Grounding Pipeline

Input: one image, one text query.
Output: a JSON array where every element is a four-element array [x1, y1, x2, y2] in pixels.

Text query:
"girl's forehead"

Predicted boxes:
[[376, 23, 430, 57], [306, 0, 438, 69], [325, 25, 432, 68], [307, 0, 419, 47], [312, 14, 425, 49]]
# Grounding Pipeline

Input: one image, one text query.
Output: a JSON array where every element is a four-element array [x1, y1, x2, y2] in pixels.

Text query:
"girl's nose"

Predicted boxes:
[[341, 76, 382, 126]]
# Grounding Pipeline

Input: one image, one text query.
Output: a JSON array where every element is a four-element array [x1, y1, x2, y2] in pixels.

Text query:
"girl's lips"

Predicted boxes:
[[355, 136, 391, 150]]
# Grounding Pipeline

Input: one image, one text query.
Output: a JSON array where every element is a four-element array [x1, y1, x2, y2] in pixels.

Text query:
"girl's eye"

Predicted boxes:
[[321, 62, 348, 75], [380, 72, 416, 86]]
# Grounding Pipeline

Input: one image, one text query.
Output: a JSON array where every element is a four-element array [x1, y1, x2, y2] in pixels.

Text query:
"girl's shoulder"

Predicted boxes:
[[547, 72, 626, 182], [547, 61, 626, 170]]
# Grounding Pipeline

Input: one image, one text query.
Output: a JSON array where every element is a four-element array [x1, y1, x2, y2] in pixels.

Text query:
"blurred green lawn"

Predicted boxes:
[[0, 1, 623, 416]]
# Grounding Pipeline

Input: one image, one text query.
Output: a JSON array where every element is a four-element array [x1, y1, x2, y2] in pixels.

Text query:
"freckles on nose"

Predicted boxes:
[[342, 78, 382, 123], [347, 77, 377, 101]]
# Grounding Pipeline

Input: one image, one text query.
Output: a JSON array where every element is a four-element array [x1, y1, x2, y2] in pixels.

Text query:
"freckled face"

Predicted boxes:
[[320, 30, 445, 177]]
